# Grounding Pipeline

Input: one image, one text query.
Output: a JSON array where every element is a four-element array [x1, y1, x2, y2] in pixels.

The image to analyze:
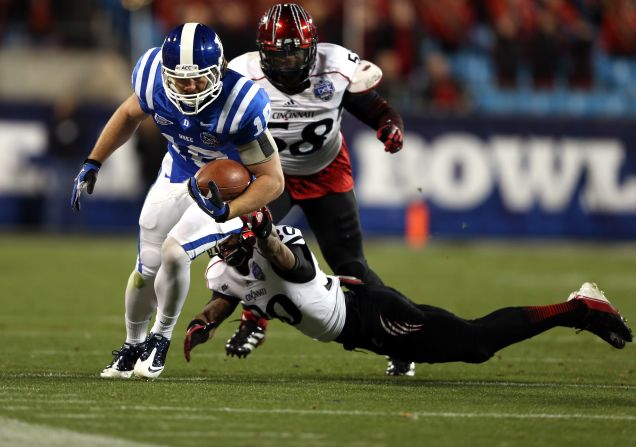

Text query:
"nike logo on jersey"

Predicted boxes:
[[154, 113, 173, 125], [379, 315, 425, 336]]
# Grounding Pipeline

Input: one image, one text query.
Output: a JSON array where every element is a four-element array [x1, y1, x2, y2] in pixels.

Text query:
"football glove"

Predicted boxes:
[[377, 120, 403, 154], [184, 319, 217, 362], [243, 207, 273, 239], [70, 158, 101, 212], [187, 177, 230, 222]]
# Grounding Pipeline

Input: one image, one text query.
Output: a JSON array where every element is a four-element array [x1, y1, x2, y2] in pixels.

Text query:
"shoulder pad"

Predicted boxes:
[[347, 60, 383, 93], [227, 52, 261, 78], [275, 225, 307, 246], [132, 47, 162, 113], [206, 258, 229, 280]]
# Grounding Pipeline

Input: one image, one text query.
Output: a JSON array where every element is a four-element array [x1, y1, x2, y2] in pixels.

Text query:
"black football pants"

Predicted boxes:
[[335, 285, 581, 364], [268, 189, 383, 286]]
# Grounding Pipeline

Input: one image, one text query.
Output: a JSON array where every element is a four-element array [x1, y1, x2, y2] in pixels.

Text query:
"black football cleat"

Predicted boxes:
[[225, 319, 266, 358], [100, 342, 143, 379]]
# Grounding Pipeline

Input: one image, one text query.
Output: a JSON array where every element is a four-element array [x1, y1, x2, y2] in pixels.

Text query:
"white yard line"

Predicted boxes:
[[1, 372, 633, 390], [0, 416, 165, 447], [213, 407, 636, 421], [4, 408, 636, 423]]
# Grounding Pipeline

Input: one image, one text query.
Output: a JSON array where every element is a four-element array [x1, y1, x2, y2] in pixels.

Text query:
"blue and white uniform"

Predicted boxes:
[[131, 47, 272, 272]]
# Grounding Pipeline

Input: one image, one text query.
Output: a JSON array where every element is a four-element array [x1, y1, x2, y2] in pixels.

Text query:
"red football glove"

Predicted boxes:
[[184, 319, 217, 362], [242, 207, 273, 239], [376, 121, 404, 154]]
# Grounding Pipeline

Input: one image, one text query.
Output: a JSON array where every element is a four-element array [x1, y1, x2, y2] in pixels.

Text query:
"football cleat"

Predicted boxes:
[[225, 319, 266, 358], [567, 282, 633, 349], [385, 357, 416, 377], [100, 342, 143, 379], [133, 333, 171, 379]]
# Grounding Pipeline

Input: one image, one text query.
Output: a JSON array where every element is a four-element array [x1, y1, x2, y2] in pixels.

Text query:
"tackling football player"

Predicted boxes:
[[184, 208, 633, 369], [225, 3, 413, 376], [71, 23, 284, 379]]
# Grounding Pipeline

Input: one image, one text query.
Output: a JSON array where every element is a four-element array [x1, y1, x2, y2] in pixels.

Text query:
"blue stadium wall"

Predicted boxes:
[[2, 103, 635, 239]]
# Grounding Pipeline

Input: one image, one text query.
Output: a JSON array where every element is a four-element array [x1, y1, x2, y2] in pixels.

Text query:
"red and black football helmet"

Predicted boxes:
[[217, 223, 255, 267], [256, 3, 318, 95]]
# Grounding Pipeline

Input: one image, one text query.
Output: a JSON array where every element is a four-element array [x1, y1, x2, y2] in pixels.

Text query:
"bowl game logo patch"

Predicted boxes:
[[313, 79, 335, 101], [200, 132, 220, 146]]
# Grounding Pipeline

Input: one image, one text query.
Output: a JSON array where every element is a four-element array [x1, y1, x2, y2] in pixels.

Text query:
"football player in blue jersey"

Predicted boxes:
[[70, 22, 284, 379]]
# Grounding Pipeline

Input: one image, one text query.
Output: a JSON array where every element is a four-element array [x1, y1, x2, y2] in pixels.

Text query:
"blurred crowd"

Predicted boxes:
[[3, 0, 636, 115]]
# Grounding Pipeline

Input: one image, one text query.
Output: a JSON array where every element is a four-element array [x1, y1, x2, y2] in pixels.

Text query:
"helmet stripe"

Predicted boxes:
[[290, 4, 303, 35], [271, 4, 281, 43], [180, 22, 198, 65]]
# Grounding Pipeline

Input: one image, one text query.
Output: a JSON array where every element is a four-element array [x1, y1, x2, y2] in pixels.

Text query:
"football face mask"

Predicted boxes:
[[257, 3, 317, 95], [161, 22, 224, 115], [217, 228, 256, 267]]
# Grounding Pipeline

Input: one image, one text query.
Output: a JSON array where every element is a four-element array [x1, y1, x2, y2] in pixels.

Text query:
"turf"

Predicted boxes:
[[0, 234, 635, 447]]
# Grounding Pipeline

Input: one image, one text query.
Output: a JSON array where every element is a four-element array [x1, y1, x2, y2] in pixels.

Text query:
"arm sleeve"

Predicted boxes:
[[271, 243, 316, 283], [342, 89, 404, 132]]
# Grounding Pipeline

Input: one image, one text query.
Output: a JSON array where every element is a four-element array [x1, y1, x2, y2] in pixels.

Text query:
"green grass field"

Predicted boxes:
[[1, 234, 635, 447]]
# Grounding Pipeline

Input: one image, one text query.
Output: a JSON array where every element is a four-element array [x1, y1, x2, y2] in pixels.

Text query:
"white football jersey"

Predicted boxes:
[[228, 43, 361, 175], [205, 225, 347, 341]]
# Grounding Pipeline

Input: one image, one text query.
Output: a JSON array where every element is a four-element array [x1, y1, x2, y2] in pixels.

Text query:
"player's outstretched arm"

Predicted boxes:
[[342, 89, 404, 154], [71, 94, 148, 211], [184, 293, 239, 362], [244, 208, 296, 271]]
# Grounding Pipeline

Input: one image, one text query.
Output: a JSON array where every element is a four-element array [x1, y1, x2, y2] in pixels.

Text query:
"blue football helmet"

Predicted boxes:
[[161, 22, 225, 115]]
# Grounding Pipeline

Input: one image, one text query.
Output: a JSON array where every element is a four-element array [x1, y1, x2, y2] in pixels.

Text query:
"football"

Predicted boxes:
[[194, 159, 251, 201]]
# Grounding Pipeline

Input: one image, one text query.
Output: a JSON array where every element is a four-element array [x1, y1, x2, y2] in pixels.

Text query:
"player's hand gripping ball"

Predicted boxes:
[[188, 159, 252, 222]]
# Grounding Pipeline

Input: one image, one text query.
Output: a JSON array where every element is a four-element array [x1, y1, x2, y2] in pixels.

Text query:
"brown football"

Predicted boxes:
[[194, 159, 251, 201]]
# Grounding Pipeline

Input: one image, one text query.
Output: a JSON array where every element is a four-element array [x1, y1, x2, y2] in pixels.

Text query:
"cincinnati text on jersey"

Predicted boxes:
[[244, 287, 267, 302], [271, 110, 316, 120]]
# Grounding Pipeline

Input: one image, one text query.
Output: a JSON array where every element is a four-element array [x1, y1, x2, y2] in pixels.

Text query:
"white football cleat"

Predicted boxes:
[[567, 282, 632, 349], [133, 333, 171, 379]]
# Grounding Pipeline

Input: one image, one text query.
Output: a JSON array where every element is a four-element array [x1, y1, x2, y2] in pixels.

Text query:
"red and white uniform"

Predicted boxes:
[[229, 43, 380, 200]]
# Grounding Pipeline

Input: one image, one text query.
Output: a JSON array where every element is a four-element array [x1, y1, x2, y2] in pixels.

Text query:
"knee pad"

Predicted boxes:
[[160, 237, 191, 273], [137, 244, 162, 277]]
